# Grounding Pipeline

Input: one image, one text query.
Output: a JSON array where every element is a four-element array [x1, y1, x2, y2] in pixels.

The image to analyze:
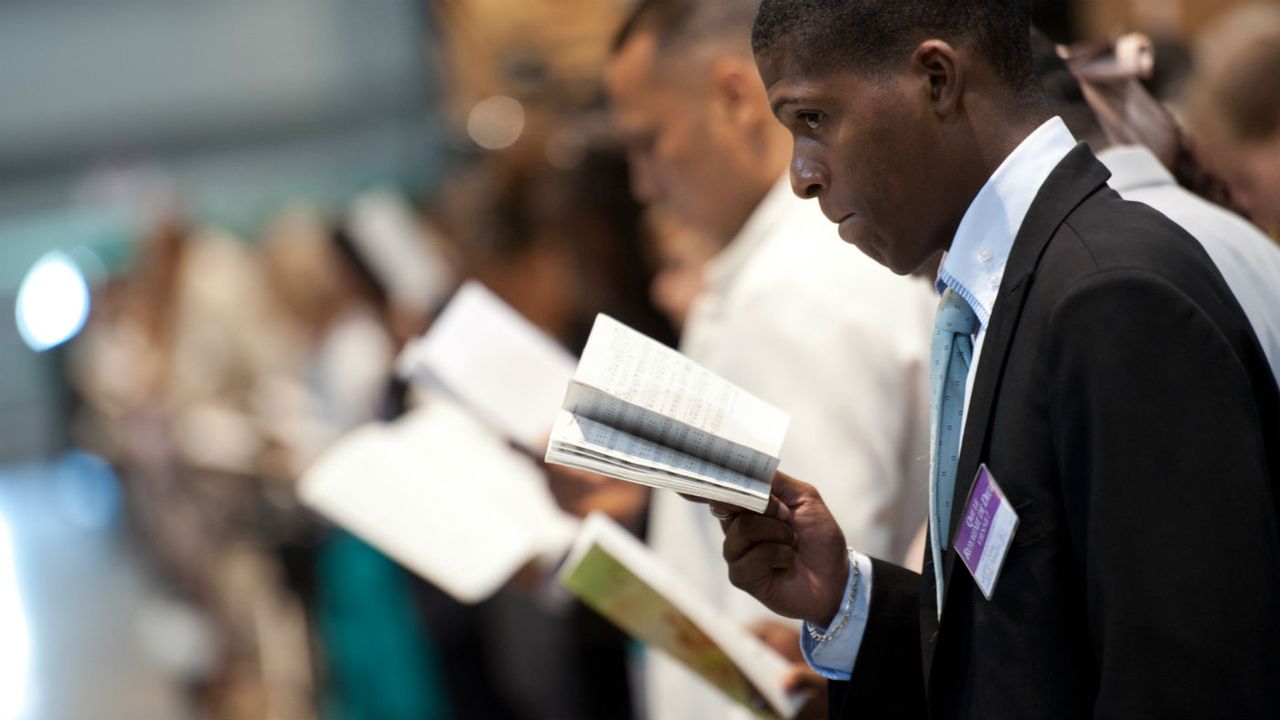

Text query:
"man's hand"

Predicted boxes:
[[784, 664, 829, 720], [747, 620, 827, 720], [711, 472, 849, 626], [748, 619, 805, 663]]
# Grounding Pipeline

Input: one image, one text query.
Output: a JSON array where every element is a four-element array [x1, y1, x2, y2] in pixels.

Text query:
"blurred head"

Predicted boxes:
[[1028, 29, 1108, 151], [605, 0, 793, 242], [260, 206, 347, 339], [645, 208, 718, 332], [751, 0, 1047, 274], [1033, 30, 1250, 220], [447, 140, 675, 350], [1187, 5, 1280, 233]]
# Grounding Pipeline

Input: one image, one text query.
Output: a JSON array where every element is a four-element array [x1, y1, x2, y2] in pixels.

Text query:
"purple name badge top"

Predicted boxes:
[[954, 464, 1019, 600]]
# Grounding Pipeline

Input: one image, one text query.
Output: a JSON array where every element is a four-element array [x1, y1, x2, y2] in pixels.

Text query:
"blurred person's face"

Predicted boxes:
[[648, 214, 718, 331], [755, 43, 985, 275], [606, 30, 784, 242]]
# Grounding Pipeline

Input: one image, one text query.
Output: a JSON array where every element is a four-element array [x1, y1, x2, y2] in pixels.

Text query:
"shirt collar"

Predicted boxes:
[[936, 116, 1078, 325], [704, 174, 793, 293], [1097, 144, 1176, 194]]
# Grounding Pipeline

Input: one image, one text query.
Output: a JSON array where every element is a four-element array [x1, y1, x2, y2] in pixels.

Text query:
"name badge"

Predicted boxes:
[[954, 464, 1019, 600]]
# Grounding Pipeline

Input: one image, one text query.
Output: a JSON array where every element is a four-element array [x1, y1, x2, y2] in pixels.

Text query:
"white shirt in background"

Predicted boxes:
[[646, 175, 937, 720]]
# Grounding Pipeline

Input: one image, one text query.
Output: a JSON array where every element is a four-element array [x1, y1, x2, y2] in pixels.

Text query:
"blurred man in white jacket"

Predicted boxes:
[[606, 1, 937, 717]]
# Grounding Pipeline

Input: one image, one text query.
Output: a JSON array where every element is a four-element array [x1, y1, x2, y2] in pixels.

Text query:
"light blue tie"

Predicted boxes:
[[928, 288, 979, 614]]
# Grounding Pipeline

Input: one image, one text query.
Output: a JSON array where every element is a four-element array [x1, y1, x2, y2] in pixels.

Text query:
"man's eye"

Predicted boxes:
[[798, 111, 824, 130]]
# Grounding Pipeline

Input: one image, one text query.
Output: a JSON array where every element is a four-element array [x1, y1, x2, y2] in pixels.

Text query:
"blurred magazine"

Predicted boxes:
[[299, 395, 578, 603], [546, 314, 789, 512], [560, 513, 807, 719], [397, 280, 576, 451]]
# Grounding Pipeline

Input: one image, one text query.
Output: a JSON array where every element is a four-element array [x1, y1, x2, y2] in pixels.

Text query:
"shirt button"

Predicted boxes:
[[989, 276, 1001, 289], [978, 248, 993, 262]]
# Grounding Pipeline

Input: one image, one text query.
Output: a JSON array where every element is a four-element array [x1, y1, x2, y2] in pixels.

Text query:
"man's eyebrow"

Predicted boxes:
[[770, 96, 802, 118]]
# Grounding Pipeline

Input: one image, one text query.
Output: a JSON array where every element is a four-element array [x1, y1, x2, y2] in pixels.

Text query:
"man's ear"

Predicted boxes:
[[912, 40, 964, 117], [707, 55, 769, 129]]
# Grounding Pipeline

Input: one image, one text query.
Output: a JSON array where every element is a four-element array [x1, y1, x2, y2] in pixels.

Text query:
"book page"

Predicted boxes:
[[300, 394, 578, 603], [547, 411, 771, 512], [397, 281, 576, 450], [568, 314, 788, 479], [560, 514, 806, 720]]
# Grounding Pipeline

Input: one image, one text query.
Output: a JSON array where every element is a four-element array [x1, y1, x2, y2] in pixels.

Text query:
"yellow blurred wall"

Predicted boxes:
[[1081, 0, 1280, 40]]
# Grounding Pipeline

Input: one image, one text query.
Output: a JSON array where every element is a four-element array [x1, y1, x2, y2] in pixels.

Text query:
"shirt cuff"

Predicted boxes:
[[800, 551, 873, 680]]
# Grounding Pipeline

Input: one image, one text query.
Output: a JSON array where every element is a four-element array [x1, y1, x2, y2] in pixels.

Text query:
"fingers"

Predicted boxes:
[[762, 492, 795, 522], [707, 502, 738, 523], [748, 620, 803, 663], [784, 665, 829, 720], [727, 541, 797, 591], [783, 664, 826, 694], [770, 471, 820, 511], [723, 513, 796, 563]]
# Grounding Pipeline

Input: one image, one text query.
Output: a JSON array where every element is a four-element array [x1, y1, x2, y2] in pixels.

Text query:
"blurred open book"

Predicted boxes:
[[546, 314, 789, 512], [561, 513, 806, 719], [299, 396, 578, 603], [397, 280, 577, 451]]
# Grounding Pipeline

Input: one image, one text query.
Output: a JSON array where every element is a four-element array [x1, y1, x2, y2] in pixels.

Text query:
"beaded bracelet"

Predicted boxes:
[[805, 548, 861, 644]]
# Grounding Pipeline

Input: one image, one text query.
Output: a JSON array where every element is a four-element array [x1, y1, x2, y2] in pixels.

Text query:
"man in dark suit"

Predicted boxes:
[[710, 1, 1280, 718]]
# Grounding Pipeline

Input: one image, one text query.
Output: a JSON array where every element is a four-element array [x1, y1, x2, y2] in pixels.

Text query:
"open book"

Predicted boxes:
[[545, 314, 789, 513], [397, 280, 577, 451], [299, 394, 578, 603], [561, 513, 807, 719]]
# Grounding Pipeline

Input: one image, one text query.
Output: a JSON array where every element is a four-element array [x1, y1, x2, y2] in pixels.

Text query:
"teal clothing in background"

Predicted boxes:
[[316, 531, 449, 720]]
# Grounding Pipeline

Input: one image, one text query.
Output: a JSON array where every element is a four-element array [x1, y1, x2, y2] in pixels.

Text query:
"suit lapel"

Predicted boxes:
[[928, 144, 1111, 658]]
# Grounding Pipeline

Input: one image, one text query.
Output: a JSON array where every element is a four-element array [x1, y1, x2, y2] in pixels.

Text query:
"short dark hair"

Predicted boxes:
[[613, 0, 761, 56], [1028, 27, 1106, 149], [752, 0, 1038, 93]]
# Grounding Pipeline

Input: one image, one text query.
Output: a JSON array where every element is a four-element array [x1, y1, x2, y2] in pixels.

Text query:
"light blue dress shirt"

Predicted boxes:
[[803, 117, 1078, 679]]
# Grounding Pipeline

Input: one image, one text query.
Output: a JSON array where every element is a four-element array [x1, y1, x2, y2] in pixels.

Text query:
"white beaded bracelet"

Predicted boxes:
[[806, 548, 861, 644]]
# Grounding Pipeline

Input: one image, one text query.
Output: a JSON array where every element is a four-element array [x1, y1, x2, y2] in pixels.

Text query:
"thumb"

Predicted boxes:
[[770, 471, 815, 510]]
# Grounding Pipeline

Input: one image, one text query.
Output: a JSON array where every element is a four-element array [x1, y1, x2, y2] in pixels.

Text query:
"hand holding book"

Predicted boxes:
[[560, 513, 809, 719], [712, 473, 851, 628]]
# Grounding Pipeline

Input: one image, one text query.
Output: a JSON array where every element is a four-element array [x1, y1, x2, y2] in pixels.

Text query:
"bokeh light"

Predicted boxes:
[[14, 251, 91, 352], [466, 95, 525, 150]]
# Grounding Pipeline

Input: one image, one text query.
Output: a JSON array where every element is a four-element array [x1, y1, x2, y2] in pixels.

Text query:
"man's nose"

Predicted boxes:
[[790, 151, 828, 200]]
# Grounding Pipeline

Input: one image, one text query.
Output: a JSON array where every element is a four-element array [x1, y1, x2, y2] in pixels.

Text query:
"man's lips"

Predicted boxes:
[[836, 213, 859, 241]]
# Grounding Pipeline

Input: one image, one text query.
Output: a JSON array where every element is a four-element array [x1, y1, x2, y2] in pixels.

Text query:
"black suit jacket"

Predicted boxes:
[[831, 145, 1280, 720]]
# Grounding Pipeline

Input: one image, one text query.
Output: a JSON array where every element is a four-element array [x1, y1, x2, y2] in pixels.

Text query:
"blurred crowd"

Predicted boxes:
[[48, 1, 1280, 720], [65, 126, 682, 720]]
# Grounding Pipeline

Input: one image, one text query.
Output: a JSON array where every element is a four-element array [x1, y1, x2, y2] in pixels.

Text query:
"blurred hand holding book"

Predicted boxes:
[[299, 395, 578, 604], [561, 513, 807, 719], [304, 281, 583, 603]]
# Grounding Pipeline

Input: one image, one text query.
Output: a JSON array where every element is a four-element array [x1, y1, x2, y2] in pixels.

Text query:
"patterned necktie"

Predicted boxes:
[[928, 288, 980, 614]]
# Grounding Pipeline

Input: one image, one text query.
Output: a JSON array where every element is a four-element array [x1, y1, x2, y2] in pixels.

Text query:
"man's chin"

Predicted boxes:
[[849, 241, 923, 277], [839, 226, 900, 273], [841, 227, 935, 277]]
